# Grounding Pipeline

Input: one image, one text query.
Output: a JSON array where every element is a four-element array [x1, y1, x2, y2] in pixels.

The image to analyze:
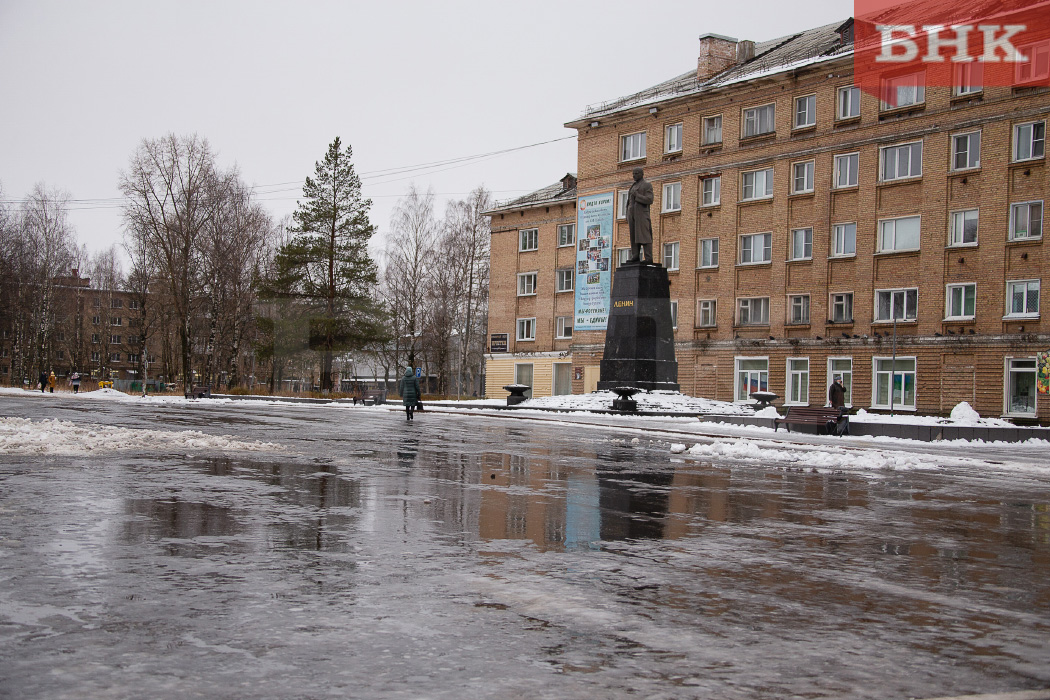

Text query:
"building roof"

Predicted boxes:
[[485, 174, 577, 215], [571, 20, 853, 123]]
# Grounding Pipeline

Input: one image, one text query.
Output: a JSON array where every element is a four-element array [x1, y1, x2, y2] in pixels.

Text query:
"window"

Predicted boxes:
[[616, 248, 631, 267], [791, 161, 814, 194], [790, 228, 813, 260], [93, 298, 101, 308], [1016, 41, 1050, 83], [91, 333, 100, 343], [953, 62, 983, 95], [555, 316, 572, 339], [517, 272, 537, 296], [110, 298, 123, 308], [1014, 121, 1046, 161], [794, 95, 816, 128], [127, 354, 140, 364], [1010, 201, 1043, 240], [741, 167, 773, 200], [736, 358, 769, 401], [514, 363, 534, 399], [670, 300, 678, 329], [837, 86, 860, 119], [703, 115, 722, 145], [553, 362, 572, 396], [946, 283, 976, 319], [662, 182, 681, 212], [697, 299, 717, 327], [786, 358, 810, 404], [701, 176, 720, 206], [880, 141, 923, 181], [952, 131, 981, 171], [829, 358, 853, 406], [91, 351, 100, 362], [110, 317, 122, 327], [789, 295, 810, 324], [699, 238, 719, 268], [617, 191, 629, 219], [878, 215, 921, 252], [880, 71, 925, 109], [516, 318, 536, 341], [620, 131, 646, 161], [556, 269, 573, 293], [949, 209, 979, 246], [109, 335, 121, 344], [834, 153, 859, 188], [128, 299, 140, 310], [56, 351, 64, 360], [519, 228, 538, 251], [743, 103, 775, 137], [737, 297, 770, 325], [665, 123, 683, 153], [831, 293, 854, 323], [557, 223, 575, 247], [832, 223, 857, 257], [92, 316, 100, 325], [740, 232, 772, 264], [1006, 358, 1037, 415], [127, 335, 139, 345], [874, 357, 916, 410], [663, 241, 680, 270], [1006, 279, 1040, 317], [875, 288, 918, 321], [110, 353, 122, 363]]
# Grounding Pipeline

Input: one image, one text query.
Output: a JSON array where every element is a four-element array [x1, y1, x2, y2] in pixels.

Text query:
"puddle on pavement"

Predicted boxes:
[[121, 497, 247, 557]]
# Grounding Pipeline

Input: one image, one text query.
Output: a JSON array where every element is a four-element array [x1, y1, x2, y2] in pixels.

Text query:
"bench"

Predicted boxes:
[[361, 388, 386, 405], [774, 406, 847, 434], [185, 385, 211, 399]]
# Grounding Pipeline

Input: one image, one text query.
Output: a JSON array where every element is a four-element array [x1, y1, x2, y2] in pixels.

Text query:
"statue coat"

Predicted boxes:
[[627, 178, 654, 246]]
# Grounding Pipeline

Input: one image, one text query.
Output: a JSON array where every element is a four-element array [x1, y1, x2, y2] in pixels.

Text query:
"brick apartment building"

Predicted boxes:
[[486, 18, 1050, 420]]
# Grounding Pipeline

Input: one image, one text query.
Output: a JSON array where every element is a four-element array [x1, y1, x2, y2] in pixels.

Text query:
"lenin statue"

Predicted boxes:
[[627, 167, 654, 264]]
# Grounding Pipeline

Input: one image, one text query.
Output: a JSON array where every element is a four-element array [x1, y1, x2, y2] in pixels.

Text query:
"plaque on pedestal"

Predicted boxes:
[[596, 262, 679, 392]]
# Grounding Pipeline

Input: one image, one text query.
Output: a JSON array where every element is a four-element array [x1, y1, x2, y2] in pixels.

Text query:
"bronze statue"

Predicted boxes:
[[627, 167, 654, 264]]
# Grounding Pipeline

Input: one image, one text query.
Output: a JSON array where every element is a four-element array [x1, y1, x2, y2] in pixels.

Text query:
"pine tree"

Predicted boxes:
[[270, 137, 385, 393]]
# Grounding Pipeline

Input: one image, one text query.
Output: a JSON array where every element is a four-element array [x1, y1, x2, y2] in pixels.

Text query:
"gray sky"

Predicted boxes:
[[0, 0, 848, 260]]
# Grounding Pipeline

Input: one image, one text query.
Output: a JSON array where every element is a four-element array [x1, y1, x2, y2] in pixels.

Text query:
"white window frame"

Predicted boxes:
[[1010, 201, 1043, 241], [951, 131, 981, 171], [555, 269, 573, 293], [1005, 357, 1038, 416], [739, 232, 772, 265], [791, 160, 814, 194], [785, 357, 810, 405], [735, 356, 769, 402], [878, 215, 921, 253], [555, 316, 573, 339], [517, 272, 537, 296], [620, 131, 646, 162], [696, 299, 717, 327], [880, 141, 923, 181], [663, 241, 680, 271], [698, 238, 719, 268], [948, 209, 979, 247], [874, 288, 918, 322], [794, 94, 816, 129], [703, 114, 723, 145], [737, 297, 770, 326], [831, 222, 857, 257], [1016, 40, 1050, 83], [834, 152, 859, 188], [557, 223, 576, 247], [519, 228, 538, 252], [617, 191, 629, 220], [742, 103, 776, 138], [616, 248, 631, 267], [110, 317, 122, 327], [873, 356, 917, 411], [516, 317, 536, 342], [828, 357, 854, 407], [788, 294, 810, 325], [110, 353, 122, 363], [880, 71, 926, 110], [662, 182, 682, 213], [953, 62, 983, 95], [1005, 279, 1040, 318], [830, 292, 854, 323], [1013, 121, 1046, 162], [789, 228, 813, 261], [670, 300, 678, 330], [664, 122, 683, 154], [837, 86, 860, 120], [945, 283, 976, 320], [741, 167, 773, 201], [701, 176, 721, 206]]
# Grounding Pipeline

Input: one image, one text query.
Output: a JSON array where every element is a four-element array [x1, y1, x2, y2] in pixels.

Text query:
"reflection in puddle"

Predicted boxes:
[[122, 498, 245, 557]]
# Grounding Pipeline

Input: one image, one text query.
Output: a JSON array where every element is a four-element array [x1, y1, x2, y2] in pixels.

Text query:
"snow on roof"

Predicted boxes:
[[485, 174, 578, 214]]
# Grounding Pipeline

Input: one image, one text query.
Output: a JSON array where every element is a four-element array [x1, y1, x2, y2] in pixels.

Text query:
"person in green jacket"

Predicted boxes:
[[399, 367, 421, 421]]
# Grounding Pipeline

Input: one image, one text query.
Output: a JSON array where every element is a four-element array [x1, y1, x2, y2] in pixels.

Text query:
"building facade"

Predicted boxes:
[[488, 19, 1050, 420]]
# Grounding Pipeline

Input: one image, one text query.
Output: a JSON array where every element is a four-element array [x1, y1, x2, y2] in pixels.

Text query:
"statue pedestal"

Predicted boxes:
[[596, 262, 679, 392]]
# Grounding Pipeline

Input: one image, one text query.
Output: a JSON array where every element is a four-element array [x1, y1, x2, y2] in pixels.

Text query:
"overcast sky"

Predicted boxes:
[[0, 0, 848, 262]]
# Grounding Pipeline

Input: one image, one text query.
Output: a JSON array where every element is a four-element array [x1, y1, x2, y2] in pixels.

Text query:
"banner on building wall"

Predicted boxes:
[[1038, 350, 1050, 394], [573, 191, 615, 331]]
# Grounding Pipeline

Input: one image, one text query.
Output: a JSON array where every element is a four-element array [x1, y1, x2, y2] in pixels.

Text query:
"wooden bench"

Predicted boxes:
[[773, 406, 846, 434], [361, 388, 386, 405], [185, 385, 211, 399]]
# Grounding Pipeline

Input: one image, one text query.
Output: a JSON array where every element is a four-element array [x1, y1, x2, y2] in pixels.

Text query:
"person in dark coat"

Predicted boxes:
[[627, 167, 654, 263], [828, 377, 846, 408], [399, 367, 422, 421], [39, 371, 47, 393]]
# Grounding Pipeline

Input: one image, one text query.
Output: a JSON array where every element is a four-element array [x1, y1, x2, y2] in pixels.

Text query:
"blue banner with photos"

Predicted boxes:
[[573, 191, 614, 330]]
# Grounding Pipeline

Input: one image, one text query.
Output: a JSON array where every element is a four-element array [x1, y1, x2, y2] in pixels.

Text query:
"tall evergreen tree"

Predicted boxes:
[[271, 137, 385, 392]]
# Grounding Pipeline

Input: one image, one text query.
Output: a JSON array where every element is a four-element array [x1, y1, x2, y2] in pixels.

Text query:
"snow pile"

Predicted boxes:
[[851, 404, 1014, 427], [753, 406, 781, 418], [518, 390, 751, 415], [684, 440, 928, 471], [949, 402, 982, 424], [0, 417, 283, 456]]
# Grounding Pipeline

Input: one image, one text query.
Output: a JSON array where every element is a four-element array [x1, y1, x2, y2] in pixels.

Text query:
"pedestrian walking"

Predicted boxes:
[[70, 372, 81, 394], [39, 371, 47, 393], [399, 367, 421, 421], [48, 371, 56, 394]]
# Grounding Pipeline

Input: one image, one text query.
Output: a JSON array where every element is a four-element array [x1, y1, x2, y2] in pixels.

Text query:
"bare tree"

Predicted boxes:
[[385, 185, 438, 375]]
